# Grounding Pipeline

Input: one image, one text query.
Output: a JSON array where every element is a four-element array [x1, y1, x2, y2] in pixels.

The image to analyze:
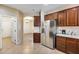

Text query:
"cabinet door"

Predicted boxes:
[[56, 36, 66, 52], [45, 13, 58, 20], [33, 33, 40, 43], [66, 38, 77, 54], [11, 18, 18, 44], [67, 7, 77, 26], [76, 40, 79, 54], [45, 15, 49, 20], [77, 7, 79, 26], [52, 13, 58, 20], [34, 16, 40, 26], [58, 10, 67, 26]]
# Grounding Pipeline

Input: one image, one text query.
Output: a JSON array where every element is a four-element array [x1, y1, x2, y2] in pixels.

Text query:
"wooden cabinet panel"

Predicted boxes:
[[56, 36, 78, 54], [34, 16, 40, 26], [58, 10, 67, 26], [45, 13, 58, 20], [77, 7, 79, 26], [52, 13, 58, 20], [67, 7, 77, 26], [66, 38, 77, 54], [56, 36, 66, 53], [33, 33, 40, 43], [45, 6, 79, 26], [76, 40, 79, 53], [45, 15, 49, 20]]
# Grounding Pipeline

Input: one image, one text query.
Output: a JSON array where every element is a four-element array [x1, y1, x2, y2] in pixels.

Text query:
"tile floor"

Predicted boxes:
[[0, 34, 65, 54]]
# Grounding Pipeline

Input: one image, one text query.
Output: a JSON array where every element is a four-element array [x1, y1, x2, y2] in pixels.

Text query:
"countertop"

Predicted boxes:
[[56, 34, 79, 39]]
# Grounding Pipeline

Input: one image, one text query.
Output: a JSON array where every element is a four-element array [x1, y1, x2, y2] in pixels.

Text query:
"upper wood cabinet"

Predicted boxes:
[[52, 13, 58, 20], [45, 13, 58, 20], [67, 7, 77, 26], [45, 15, 49, 20], [58, 10, 67, 26], [77, 7, 79, 26], [34, 16, 40, 26], [45, 6, 79, 26]]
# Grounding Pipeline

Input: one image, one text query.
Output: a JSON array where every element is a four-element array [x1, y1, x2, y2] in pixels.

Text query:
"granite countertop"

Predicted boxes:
[[56, 34, 79, 39]]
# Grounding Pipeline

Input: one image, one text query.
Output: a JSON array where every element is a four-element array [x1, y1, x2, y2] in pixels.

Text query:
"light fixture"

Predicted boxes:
[[43, 4, 48, 6], [24, 16, 34, 20]]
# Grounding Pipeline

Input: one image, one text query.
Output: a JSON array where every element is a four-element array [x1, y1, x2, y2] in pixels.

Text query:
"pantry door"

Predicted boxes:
[[11, 17, 18, 44]]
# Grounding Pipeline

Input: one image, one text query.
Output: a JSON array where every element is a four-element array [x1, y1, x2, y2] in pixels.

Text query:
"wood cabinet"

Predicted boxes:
[[76, 40, 79, 53], [52, 13, 58, 20], [34, 16, 40, 26], [45, 15, 49, 20], [45, 6, 79, 26], [66, 38, 77, 54], [45, 13, 58, 20], [67, 7, 77, 26], [58, 10, 67, 26], [56, 36, 79, 54], [77, 7, 79, 26], [56, 36, 66, 53], [33, 33, 40, 43]]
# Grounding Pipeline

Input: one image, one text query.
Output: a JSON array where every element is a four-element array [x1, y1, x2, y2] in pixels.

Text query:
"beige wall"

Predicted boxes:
[[0, 5, 17, 16], [16, 11, 24, 44], [0, 5, 24, 47], [2, 16, 12, 38]]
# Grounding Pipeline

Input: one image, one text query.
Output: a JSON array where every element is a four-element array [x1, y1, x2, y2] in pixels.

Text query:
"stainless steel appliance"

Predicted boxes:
[[41, 20, 56, 49]]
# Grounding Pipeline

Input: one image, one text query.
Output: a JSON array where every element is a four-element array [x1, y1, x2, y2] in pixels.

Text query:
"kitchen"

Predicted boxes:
[[1, 0, 79, 58], [40, 5, 79, 54], [0, 4, 79, 54]]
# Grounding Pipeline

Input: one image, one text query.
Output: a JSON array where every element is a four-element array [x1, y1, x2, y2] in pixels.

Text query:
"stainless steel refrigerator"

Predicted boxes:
[[41, 20, 56, 49]]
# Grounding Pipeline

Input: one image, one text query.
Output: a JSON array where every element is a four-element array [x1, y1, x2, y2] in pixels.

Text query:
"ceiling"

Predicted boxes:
[[5, 4, 70, 16]]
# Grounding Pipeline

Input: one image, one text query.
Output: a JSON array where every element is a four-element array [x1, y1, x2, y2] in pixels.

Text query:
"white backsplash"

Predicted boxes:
[[57, 26, 79, 36], [34, 27, 40, 33]]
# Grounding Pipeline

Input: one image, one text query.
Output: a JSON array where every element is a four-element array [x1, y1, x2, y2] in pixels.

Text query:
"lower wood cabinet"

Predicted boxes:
[[56, 36, 78, 54], [66, 38, 77, 54], [33, 33, 40, 43], [56, 36, 66, 53], [76, 40, 79, 54]]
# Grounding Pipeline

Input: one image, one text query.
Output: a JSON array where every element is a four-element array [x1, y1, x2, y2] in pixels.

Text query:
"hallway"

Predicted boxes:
[[0, 34, 64, 54]]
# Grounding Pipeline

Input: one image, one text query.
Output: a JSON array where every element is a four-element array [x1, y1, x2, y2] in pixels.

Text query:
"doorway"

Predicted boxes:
[[0, 15, 17, 49], [23, 16, 34, 44]]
